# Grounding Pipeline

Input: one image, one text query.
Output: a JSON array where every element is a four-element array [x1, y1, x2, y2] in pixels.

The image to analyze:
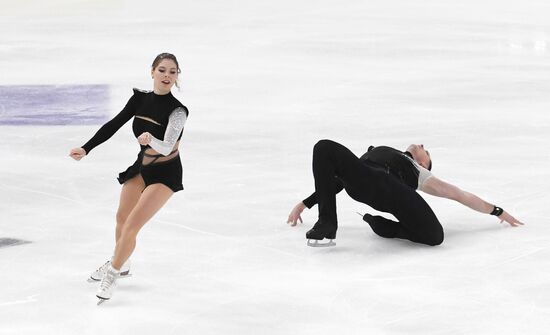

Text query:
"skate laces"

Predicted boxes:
[[99, 268, 118, 291], [95, 261, 111, 274]]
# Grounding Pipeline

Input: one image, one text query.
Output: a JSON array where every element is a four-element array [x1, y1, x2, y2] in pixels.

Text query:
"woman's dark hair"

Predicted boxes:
[[151, 53, 181, 74]]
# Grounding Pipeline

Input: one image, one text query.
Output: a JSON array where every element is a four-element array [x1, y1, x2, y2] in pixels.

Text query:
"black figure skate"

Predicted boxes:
[[306, 220, 336, 247]]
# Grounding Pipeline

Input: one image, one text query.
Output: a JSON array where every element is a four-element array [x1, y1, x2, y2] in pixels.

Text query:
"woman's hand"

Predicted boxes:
[[287, 202, 306, 226], [138, 132, 152, 146], [69, 147, 86, 161]]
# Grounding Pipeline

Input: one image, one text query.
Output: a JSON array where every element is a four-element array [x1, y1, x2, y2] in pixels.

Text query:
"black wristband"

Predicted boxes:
[[490, 206, 504, 216]]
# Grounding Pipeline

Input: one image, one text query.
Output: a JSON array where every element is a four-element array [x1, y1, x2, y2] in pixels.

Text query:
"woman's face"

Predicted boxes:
[[151, 59, 179, 94]]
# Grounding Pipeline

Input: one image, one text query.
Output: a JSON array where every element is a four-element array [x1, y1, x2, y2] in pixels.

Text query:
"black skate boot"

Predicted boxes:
[[362, 213, 374, 225], [362, 213, 400, 239], [306, 220, 337, 247]]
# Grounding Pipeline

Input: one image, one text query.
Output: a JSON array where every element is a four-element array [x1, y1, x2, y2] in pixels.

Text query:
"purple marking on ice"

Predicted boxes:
[[0, 85, 110, 125]]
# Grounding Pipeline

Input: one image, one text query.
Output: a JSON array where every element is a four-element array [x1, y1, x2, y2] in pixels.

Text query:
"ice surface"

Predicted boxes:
[[1, 1, 549, 334]]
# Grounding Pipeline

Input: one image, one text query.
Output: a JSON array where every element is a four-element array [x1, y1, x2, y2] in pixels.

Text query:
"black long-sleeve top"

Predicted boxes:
[[82, 88, 189, 155]]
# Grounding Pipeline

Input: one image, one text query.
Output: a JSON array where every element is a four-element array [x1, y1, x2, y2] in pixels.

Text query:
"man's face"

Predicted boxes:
[[407, 144, 431, 170]]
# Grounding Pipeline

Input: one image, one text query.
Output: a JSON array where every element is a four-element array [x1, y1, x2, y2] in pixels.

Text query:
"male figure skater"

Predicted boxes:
[[287, 140, 522, 247]]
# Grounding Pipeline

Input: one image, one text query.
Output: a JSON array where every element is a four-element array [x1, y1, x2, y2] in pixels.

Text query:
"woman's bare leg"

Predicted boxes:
[[115, 175, 146, 242], [111, 184, 174, 269]]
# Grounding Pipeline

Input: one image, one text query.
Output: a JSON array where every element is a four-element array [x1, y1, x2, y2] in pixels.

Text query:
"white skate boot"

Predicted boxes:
[[88, 259, 131, 282], [96, 264, 119, 305]]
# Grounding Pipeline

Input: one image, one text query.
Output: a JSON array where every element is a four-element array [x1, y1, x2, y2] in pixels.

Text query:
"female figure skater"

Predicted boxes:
[[69, 53, 189, 303], [287, 140, 522, 247]]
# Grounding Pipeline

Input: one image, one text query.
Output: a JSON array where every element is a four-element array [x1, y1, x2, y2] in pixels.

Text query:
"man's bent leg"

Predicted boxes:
[[388, 183, 444, 246], [350, 172, 443, 246], [308, 140, 371, 241]]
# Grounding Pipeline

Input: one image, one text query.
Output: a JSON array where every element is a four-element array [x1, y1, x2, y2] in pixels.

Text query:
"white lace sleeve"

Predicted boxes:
[[149, 107, 187, 156]]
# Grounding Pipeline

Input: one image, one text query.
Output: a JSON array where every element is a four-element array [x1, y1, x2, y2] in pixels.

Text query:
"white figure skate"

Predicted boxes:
[[96, 264, 120, 305], [88, 259, 131, 282]]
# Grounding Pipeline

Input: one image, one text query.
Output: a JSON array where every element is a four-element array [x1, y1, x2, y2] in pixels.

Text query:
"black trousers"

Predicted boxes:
[[313, 139, 443, 246]]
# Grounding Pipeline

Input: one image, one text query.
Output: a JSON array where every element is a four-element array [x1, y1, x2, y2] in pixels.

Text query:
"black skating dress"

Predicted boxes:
[[81, 88, 189, 192]]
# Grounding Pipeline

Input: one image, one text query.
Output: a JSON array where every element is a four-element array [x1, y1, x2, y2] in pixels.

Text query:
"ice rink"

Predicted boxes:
[[1, 0, 549, 334]]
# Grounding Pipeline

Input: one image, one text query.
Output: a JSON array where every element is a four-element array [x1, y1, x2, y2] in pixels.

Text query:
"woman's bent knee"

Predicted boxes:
[[116, 211, 129, 226], [120, 226, 139, 240]]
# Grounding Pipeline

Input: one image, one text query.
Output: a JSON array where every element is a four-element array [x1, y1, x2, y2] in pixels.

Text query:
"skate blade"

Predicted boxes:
[[307, 239, 336, 247], [88, 273, 132, 283]]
